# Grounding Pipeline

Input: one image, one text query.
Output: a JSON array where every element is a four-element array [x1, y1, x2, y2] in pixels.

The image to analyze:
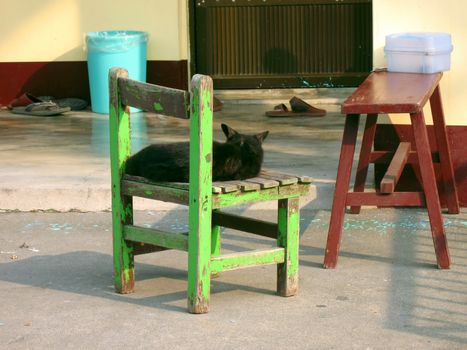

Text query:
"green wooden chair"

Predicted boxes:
[[109, 67, 311, 313]]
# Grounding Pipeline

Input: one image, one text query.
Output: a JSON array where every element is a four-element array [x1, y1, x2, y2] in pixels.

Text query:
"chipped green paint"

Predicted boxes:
[[210, 248, 285, 273], [187, 75, 213, 314], [277, 197, 299, 296], [109, 68, 135, 294], [211, 209, 221, 258], [212, 183, 309, 209], [123, 182, 189, 204], [153, 102, 164, 112], [124, 225, 188, 251]]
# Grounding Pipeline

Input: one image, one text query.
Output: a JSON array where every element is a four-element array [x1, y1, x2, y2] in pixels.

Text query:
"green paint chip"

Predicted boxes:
[[153, 102, 164, 111]]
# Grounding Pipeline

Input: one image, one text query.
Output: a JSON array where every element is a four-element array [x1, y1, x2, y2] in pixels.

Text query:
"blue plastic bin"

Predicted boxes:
[[86, 31, 148, 114]]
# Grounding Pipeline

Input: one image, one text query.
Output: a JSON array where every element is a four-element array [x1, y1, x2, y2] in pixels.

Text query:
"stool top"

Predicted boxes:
[[342, 71, 442, 115]]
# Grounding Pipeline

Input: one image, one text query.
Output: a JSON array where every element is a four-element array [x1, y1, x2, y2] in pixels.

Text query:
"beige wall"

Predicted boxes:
[[373, 0, 467, 125], [1, 0, 188, 62]]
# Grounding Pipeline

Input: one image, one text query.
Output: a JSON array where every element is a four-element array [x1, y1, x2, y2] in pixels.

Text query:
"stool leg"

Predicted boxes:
[[324, 115, 360, 269], [429, 86, 460, 214], [350, 113, 378, 214], [277, 197, 300, 296], [410, 111, 451, 269]]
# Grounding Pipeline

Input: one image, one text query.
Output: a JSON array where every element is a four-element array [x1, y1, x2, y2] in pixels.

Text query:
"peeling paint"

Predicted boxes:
[[153, 102, 163, 112]]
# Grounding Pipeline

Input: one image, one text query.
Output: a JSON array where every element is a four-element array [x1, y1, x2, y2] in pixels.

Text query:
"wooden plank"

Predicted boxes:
[[123, 225, 188, 251], [380, 142, 411, 193], [212, 181, 239, 193], [296, 175, 313, 184], [245, 177, 280, 189], [239, 181, 261, 192], [211, 209, 221, 258], [219, 180, 261, 192], [410, 111, 450, 269], [118, 77, 189, 118], [212, 211, 277, 238], [345, 192, 426, 206], [123, 176, 191, 192], [342, 71, 442, 114], [213, 183, 310, 209], [259, 170, 298, 185], [350, 113, 378, 214], [210, 248, 285, 274], [187, 74, 213, 314], [123, 174, 190, 189], [370, 150, 439, 164], [260, 170, 312, 184], [122, 180, 189, 205], [109, 67, 135, 294], [211, 184, 223, 194], [324, 115, 360, 269], [277, 197, 299, 297], [124, 174, 234, 194], [430, 85, 460, 214], [132, 242, 168, 255]]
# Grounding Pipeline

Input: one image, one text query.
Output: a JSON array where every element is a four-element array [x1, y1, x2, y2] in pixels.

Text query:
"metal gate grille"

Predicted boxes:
[[193, 0, 372, 88]]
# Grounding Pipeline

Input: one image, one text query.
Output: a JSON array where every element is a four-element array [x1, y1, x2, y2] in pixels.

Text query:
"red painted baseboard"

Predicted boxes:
[[375, 124, 467, 207], [0, 60, 188, 106]]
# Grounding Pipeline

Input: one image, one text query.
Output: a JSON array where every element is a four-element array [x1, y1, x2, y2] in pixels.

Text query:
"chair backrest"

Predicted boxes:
[[110, 68, 190, 118], [108, 67, 215, 212]]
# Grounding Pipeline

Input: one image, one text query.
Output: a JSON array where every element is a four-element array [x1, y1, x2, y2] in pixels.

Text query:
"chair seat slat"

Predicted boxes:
[[258, 170, 298, 185], [211, 181, 239, 193], [123, 171, 311, 195], [244, 177, 280, 189]]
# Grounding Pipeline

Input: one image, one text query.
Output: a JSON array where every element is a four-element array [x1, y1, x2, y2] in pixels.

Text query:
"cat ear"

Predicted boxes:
[[255, 131, 269, 143], [221, 123, 238, 139]]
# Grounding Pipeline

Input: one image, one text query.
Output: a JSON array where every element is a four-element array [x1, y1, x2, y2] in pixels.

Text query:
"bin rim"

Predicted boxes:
[[85, 30, 148, 53], [86, 30, 148, 39]]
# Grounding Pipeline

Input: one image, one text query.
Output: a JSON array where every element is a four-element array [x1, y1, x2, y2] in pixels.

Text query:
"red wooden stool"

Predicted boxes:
[[324, 71, 459, 269]]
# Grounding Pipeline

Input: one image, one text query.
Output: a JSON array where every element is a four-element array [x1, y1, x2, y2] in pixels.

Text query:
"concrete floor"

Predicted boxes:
[[1, 209, 466, 349], [1, 101, 466, 349]]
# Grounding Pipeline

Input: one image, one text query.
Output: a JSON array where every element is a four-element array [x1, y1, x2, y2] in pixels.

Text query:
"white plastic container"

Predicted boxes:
[[384, 32, 453, 73]]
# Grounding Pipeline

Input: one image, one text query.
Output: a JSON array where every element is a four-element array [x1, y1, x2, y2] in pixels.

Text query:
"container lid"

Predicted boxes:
[[384, 32, 453, 54]]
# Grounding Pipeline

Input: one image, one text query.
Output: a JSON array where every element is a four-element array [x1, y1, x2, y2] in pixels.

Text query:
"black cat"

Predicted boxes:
[[125, 123, 269, 182]]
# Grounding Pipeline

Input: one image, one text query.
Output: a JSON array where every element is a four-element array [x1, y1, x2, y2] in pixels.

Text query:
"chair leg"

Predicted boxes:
[[350, 113, 378, 214], [112, 195, 135, 294], [277, 197, 300, 297], [410, 111, 450, 269], [211, 210, 221, 257], [324, 115, 360, 268], [187, 208, 212, 314], [211, 210, 221, 278]]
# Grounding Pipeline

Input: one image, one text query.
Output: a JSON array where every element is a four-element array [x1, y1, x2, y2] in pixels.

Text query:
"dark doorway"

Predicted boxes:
[[190, 0, 373, 89]]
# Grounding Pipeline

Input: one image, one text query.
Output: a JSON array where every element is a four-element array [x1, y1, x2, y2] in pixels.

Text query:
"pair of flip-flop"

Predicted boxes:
[[265, 96, 326, 117], [8, 93, 87, 116], [11, 101, 71, 116]]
